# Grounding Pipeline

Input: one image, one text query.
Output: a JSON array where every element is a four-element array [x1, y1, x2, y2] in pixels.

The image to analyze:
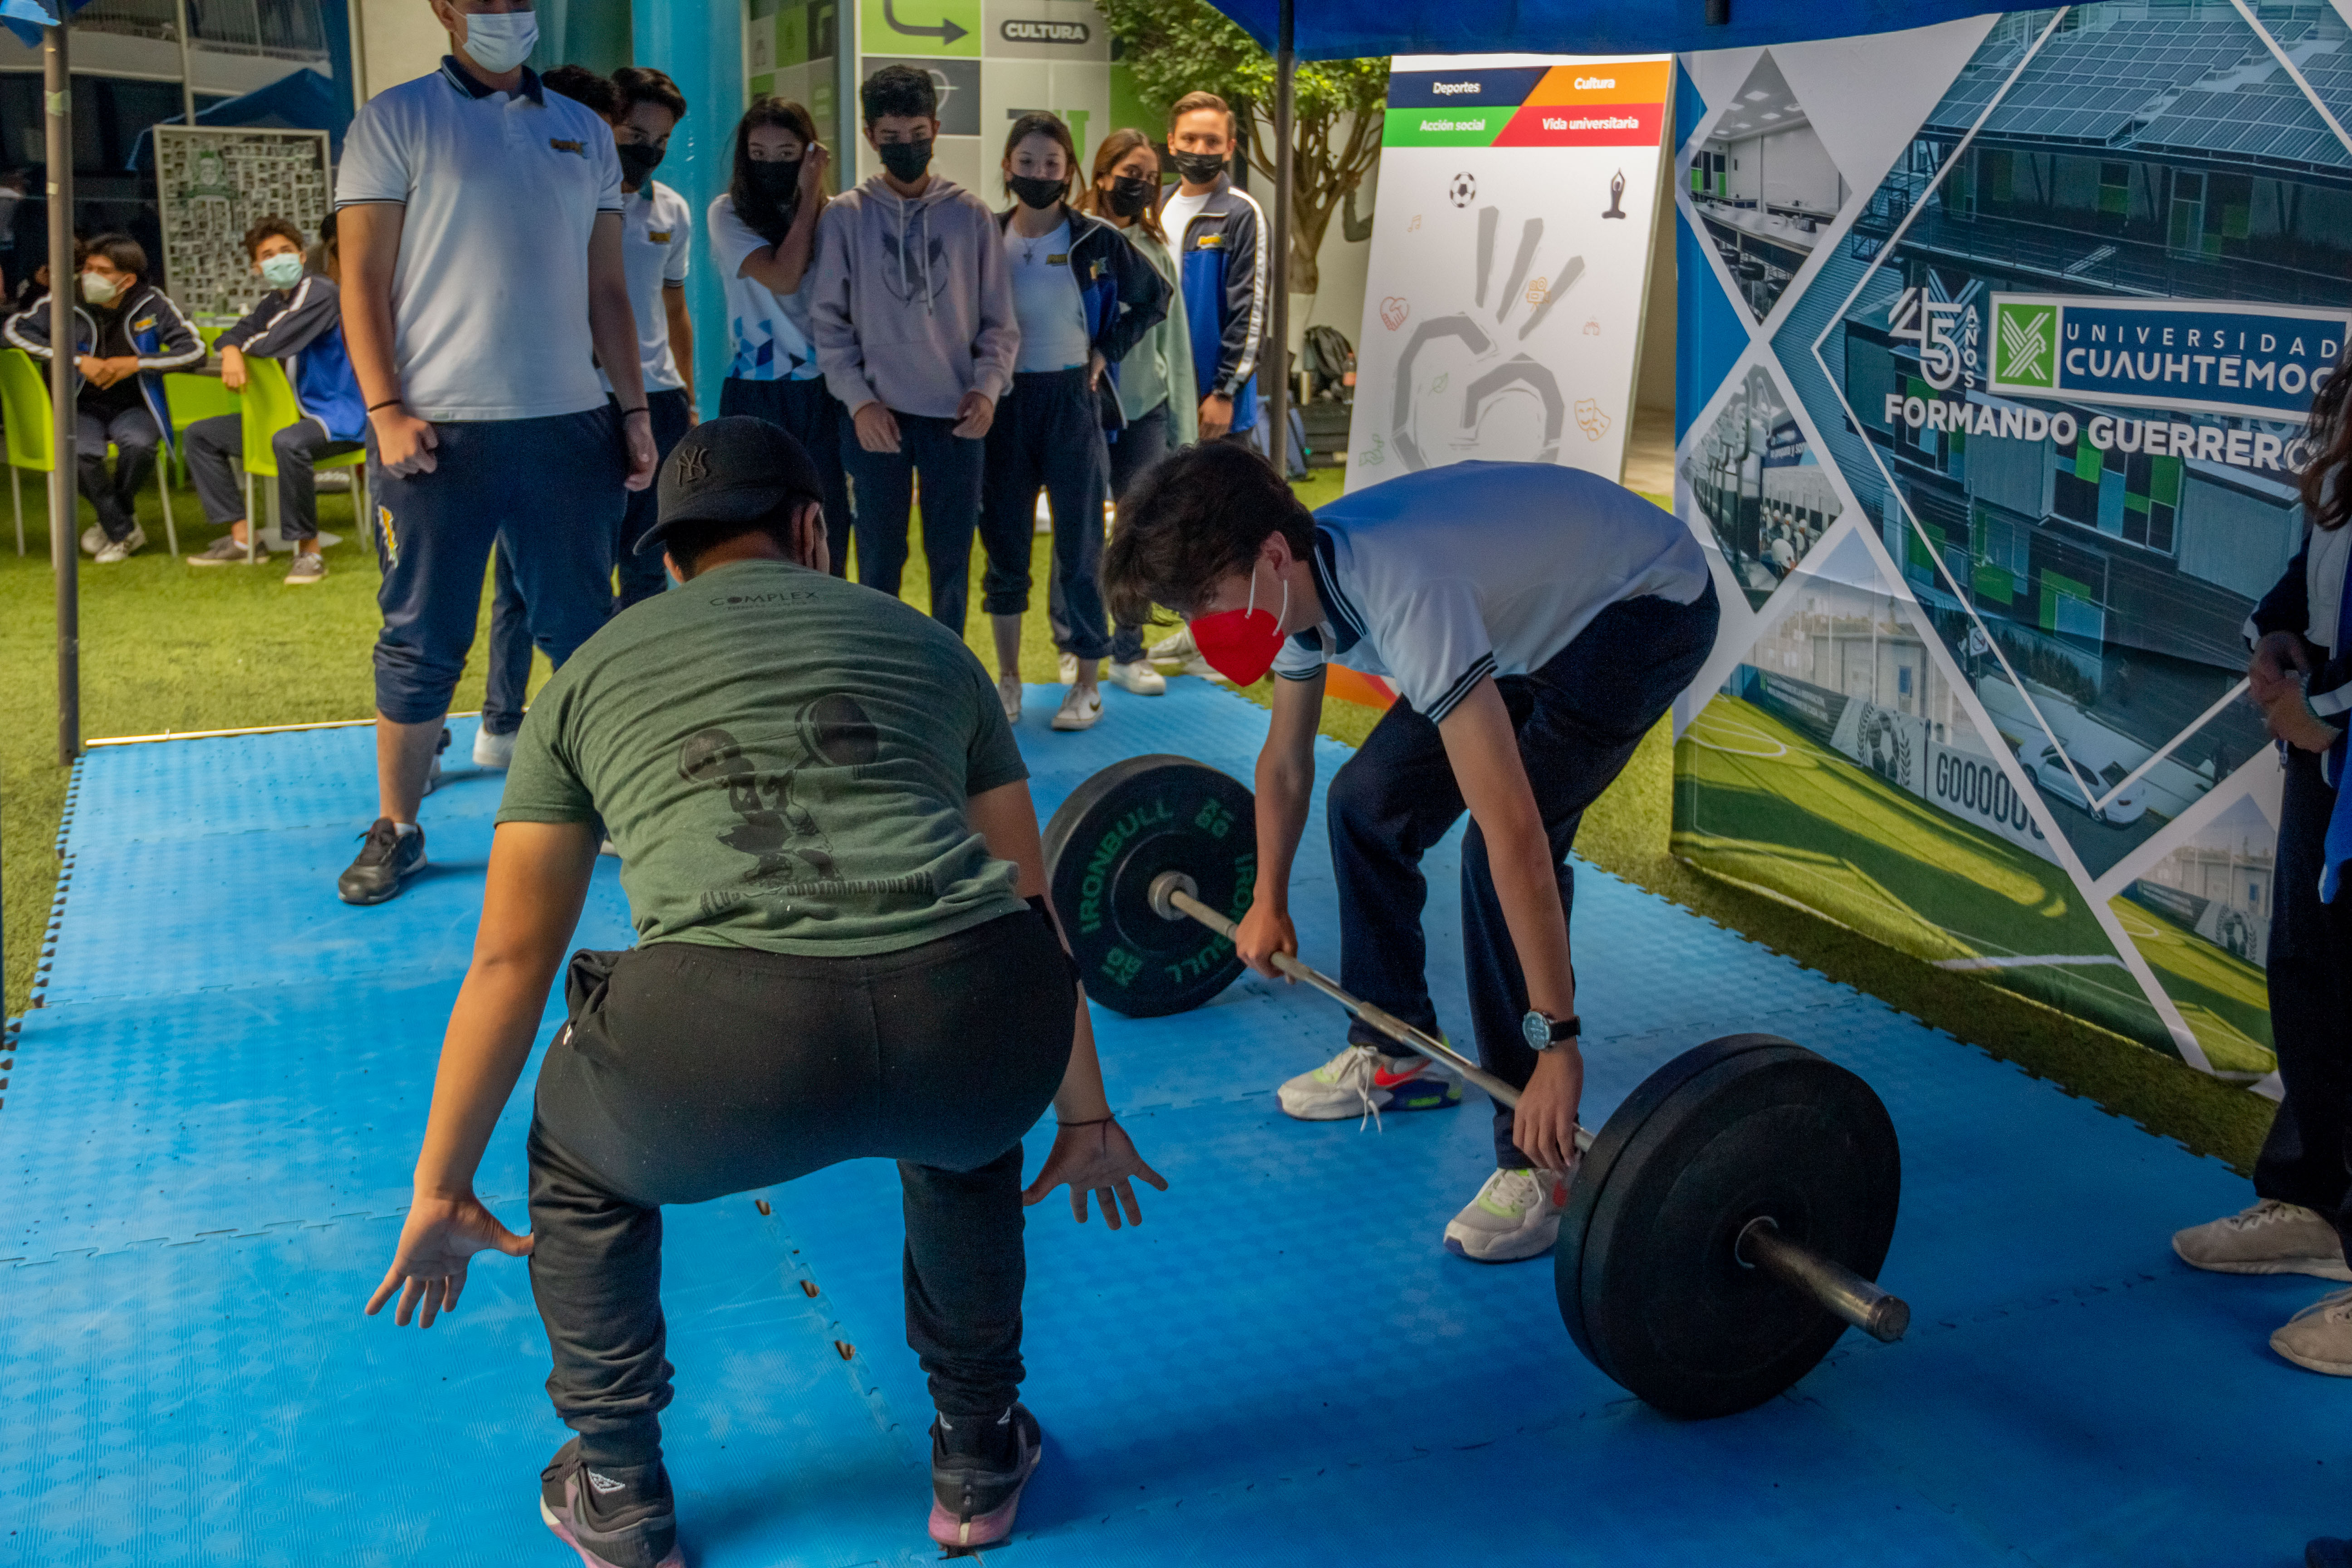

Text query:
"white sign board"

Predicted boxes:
[[1346, 53, 1671, 492]]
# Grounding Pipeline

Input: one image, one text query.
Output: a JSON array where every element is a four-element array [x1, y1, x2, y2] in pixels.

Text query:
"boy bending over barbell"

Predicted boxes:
[[1103, 447, 1717, 1261]]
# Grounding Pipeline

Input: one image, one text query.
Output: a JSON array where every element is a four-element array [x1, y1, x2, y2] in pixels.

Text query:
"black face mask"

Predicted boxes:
[[1105, 173, 1155, 219], [1007, 173, 1065, 211], [617, 141, 666, 186], [1171, 149, 1227, 185], [877, 137, 934, 183], [749, 157, 801, 204]]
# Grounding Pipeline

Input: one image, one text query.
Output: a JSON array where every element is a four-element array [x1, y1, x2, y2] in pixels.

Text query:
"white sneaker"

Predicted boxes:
[[1147, 624, 1225, 682], [997, 674, 1024, 724], [1106, 659, 1167, 696], [473, 726, 517, 769], [2273, 1287, 2352, 1376], [1050, 686, 1102, 731], [2173, 1199, 2352, 1280], [1444, 1165, 1573, 1264], [1058, 652, 1078, 686], [1277, 1041, 1463, 1120], [80, 524, 104, 556], [92, 526, 147, 564]]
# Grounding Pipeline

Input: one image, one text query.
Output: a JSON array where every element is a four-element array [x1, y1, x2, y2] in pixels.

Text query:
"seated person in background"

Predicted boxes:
[[4, 231, 203, 564], [182, 216, 365, 584], [1103, 447, 1719, 1264], [367, 417, 1164, 1563]]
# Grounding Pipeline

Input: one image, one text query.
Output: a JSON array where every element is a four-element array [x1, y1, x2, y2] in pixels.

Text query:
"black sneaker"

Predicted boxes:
[[337, 818, 425, 905], [422, 725, 452, 796], [539, 1440, 682, 1568], [928, 1403, 1042, 1549]]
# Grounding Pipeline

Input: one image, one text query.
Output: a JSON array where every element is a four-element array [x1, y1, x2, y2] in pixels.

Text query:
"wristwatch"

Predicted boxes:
[[1521, 1009, 1582, 1052]]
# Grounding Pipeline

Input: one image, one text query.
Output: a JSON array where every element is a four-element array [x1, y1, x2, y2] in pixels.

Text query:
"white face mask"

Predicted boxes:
[[259, 253, 304, 290], [78, 271, 121, 307], [461, 9, 538, 74]]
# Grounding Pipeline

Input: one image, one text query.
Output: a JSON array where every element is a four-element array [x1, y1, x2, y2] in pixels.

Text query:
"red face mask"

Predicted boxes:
[[1188, 569, 1290, 686]]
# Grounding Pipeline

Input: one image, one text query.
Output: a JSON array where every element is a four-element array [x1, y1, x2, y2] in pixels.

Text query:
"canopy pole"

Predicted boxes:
[[171, 0, 195, 127], [46, 16, 78, 766], [1265, 0, 1294, 476]]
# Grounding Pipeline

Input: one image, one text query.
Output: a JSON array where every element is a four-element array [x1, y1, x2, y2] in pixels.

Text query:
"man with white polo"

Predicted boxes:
[[333, 0, 657, 906]]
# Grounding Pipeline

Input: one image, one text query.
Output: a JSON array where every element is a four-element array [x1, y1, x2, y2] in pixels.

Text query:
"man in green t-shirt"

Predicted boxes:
[[364, 419, 1165, 1565]]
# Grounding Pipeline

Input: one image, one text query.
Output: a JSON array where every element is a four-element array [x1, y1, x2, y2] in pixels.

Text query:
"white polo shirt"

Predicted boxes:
[[707, 192, 823, 383], [603, 178, 691, 396], [334, 58, 622, 423], [1273, 461, 1712, 722]]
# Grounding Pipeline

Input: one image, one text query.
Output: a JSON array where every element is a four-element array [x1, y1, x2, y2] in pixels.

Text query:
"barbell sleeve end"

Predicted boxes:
[[1737, 1218, 1910, 1344]]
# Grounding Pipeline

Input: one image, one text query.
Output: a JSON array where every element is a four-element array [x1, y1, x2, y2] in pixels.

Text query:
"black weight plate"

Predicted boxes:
[[1041, 755, 1257, 1017], [1555, 1034, 1900, 1418]]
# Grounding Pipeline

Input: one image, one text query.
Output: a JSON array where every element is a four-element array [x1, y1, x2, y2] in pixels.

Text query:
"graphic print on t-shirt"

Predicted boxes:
[[676, 696, 933, 919]]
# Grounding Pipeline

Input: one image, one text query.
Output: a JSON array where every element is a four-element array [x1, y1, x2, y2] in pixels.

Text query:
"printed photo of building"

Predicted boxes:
[[1690, 50, 1851, 321], [1831, 1, 2347, 876]]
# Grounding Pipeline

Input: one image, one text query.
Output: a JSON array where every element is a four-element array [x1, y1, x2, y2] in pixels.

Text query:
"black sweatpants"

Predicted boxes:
[[184, 411, 357, 542], [979, 367, 1114, 662], [838, 410, 986, 632], [1328, 584, 1719, 1166], [481, 390, 692, 737], [77, 401, 160, 543], [720, 375, 852, 577], [1058, 397, 1171, 666], [2254, 744, 2352, 1251], [527, 910, 1076, 1469]]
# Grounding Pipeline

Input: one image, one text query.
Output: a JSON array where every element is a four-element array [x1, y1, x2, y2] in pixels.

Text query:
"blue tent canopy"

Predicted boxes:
[[1204, 0, 2002, 59], [127, 67, 346, 171], [1, 0, 94, 49]]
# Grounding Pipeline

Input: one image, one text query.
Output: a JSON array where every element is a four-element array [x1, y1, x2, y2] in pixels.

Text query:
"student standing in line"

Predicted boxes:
[[1157, 91, 1268, 447], [974, 112, 1166, 733], [2176, 349, 2352, 1398], [706, 95, 852, 575], [3, 232, 204, 563], [181, 216, 364, 584], [1067, 127, 1194, 695], [810, 63, 1017, 633], [332, 0, 657, 906], [478, 64, 698, 770]]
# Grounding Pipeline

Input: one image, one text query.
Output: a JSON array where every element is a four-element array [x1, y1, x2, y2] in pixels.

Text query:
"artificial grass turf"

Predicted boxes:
[[0, 468, 2275, 1175]]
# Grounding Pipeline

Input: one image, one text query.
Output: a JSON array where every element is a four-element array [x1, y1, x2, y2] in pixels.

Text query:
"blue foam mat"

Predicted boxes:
[[5, 678, 2345, 1566]]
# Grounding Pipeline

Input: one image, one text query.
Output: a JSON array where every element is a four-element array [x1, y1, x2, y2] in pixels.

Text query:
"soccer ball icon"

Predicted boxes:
[[1447, 171, 1477, 207]]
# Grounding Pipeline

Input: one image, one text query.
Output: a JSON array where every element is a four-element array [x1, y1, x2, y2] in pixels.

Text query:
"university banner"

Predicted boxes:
[[1671, 6, 2352, 1090], [1346, 53, 1671, 490]]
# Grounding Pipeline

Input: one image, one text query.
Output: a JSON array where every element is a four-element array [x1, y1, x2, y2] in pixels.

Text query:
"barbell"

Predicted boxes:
[[1042, 755, 1910, 1419]]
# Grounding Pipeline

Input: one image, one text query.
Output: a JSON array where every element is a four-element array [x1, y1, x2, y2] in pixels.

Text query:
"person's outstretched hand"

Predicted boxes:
[[364, 1191, 533, 1328], [1022, 1118, 1168, 1230]]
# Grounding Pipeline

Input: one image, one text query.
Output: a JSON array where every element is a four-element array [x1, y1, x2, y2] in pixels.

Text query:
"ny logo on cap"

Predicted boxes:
[[674, 444, 711, 483]]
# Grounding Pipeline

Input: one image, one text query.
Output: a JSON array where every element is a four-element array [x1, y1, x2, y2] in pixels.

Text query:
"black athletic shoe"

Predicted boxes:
[[337, 818, 424, 905], [539, 1440, 683, 1568], [928, 1403, 1042, 1549], [2308, 1539, 2352, 1568]]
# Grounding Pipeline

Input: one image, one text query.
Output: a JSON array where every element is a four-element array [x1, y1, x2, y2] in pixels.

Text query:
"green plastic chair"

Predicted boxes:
[[0, 346, 178, 557], [239, 355, 366, 564], [163, 369, 240, 489]]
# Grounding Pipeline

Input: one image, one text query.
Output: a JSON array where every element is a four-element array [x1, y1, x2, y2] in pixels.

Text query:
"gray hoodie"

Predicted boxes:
[[809, 172, 1019, 421]]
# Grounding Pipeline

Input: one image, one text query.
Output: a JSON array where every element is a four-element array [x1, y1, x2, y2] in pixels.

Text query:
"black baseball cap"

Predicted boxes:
[[637, 416, 828, 558]]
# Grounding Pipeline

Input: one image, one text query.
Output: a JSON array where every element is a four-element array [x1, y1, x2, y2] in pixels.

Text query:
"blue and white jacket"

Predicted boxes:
[[992, 203, 1169, 429], [4, 280, 205, 453], [1158, 171, 1269, 434], [216, 273, 367, 442]]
